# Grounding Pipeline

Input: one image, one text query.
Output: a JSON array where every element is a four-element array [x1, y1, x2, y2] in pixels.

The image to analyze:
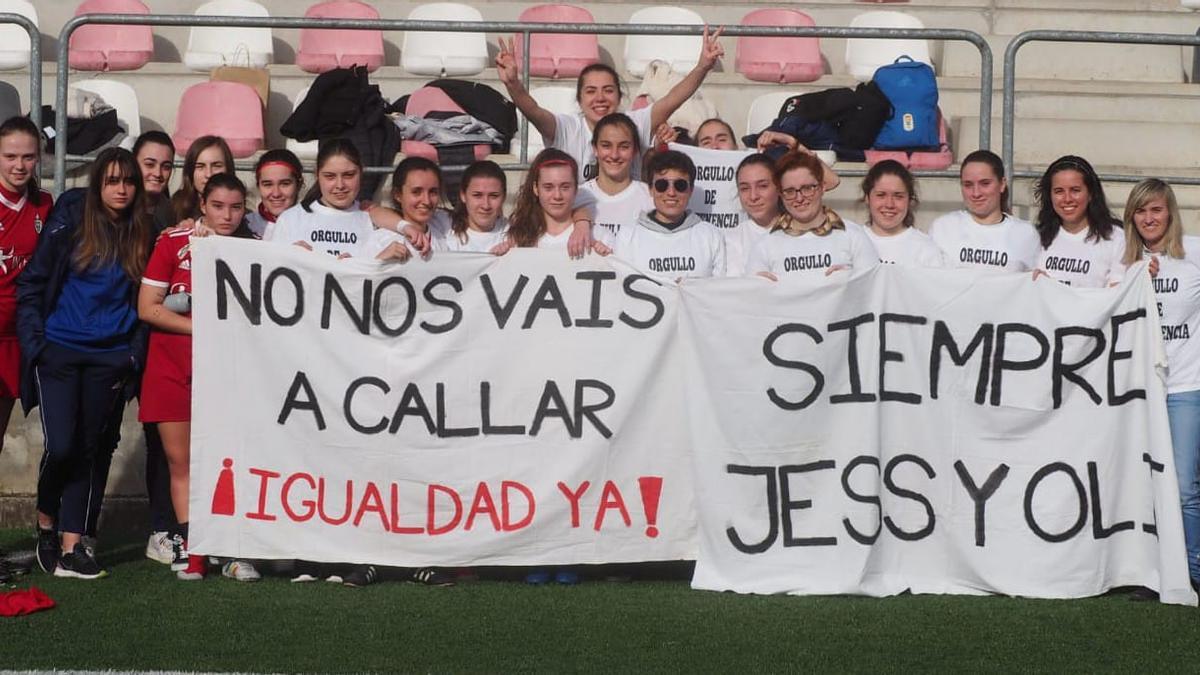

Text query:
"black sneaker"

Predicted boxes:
[[410, 567, 454, 587], [343, 565, 378, 587], [0, 558, 11, 584], [54, 543, 107, 579], [35, 527, 59, 574], [169, 534, 187, 572]]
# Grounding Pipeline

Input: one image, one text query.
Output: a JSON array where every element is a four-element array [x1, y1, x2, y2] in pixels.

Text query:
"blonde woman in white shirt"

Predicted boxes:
[[1123, 178, 1200, 587], [1031, 155, 1125, 287], [861, 159, 942, 268]]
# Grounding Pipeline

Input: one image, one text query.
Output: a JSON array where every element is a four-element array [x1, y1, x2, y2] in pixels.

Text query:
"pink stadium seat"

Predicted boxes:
[[513, 4, 599, 79], [736, 9, 822, 84], [67, 0, 153, 72], [173, 81, 264, 158], [865, 108, 952, 170], [400, 86, 492, 161], [297, 0, 385, 73]]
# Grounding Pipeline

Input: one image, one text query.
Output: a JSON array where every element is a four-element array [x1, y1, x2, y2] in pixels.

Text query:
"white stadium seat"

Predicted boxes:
[[744, 91, 795, 136], [623, 6, 704, 78], [401, 3, 489, 77], [184, 0, 274, 72], [0, 0, 37, 72], [70, 79, 141, 150], [846, 11, 932, 82]]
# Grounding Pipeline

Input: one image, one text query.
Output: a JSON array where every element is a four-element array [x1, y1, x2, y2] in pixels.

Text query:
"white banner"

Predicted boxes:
[[680, 265, 1196, 605], [671, 143, 752, 231], [189, 239, 695, 566], [189, 238, 1195, 605]]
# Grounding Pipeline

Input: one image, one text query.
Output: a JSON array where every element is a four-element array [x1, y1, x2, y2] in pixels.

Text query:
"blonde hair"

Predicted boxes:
[[1122, 178, 1185, 265]]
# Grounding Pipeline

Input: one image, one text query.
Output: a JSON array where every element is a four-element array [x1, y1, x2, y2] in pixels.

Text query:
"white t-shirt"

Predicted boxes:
[[553, 106, 654, 183], [1154, 237, 1200, 393], [866, 226, 944, 268], [268, 201, 374, 258], [611, 216, 727, 280], [724, 220, 773, 278], [579, 180, 652, 236], [927, 209, 1040, 273], [1035, 226, 1127, 288], [432, 213, 510, 253], [746, 220, 879, 280]]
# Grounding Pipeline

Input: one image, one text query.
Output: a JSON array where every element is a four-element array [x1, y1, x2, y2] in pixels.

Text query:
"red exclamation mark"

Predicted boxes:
[[211, 458, 236, 516], [638, 476, 663, 538]]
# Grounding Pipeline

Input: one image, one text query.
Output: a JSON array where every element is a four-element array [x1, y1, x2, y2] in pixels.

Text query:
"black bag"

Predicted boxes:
[[771, 84, 891, 151]]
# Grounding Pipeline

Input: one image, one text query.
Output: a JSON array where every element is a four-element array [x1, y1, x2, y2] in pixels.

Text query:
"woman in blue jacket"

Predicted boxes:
[[17, 147, 154, 579]]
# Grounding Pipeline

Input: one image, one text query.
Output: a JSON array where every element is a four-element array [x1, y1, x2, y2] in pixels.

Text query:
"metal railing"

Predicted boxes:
[[0, 13, 41, 134], [53, 13, 994, 190], [1003, 29, 1200, 186]]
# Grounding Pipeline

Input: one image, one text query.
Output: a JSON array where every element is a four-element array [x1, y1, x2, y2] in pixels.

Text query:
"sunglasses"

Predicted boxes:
[[653, 178, 690, 193]]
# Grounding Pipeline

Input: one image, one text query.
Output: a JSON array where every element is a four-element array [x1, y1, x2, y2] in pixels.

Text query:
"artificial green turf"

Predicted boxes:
[[1, 527, 1198, 673]]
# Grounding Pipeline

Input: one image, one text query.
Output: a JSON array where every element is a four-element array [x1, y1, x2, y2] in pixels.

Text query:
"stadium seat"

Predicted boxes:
[[513, 4, 599, 79], [184, 0, 273, 72], [846, 11, 932, 82], [510, 85, 578, 159], [68, 0, 153, 72], [285, 86, 320, 160], [173, 81, 264, 158], [864, 108, 952, 170], [399, 84, 492, 162], [0, 0, 37, 71], [736, 9, 822, 84], [297, 1, 385, 73], [744, 91, 795, 135], [624, 6, 704, 78], [401, 3, 488, 77], [69, 79, 140, 150]]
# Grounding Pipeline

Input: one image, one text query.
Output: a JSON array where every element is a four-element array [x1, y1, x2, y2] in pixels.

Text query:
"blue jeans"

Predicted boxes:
[[1167, 390, 1200, 582]]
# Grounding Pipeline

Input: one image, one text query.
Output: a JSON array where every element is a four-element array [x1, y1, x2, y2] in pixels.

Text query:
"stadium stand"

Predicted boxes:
[[67, 0, 154, 72], [735, 8, 823, 84], [400, 2, 489, 77], [183, 0, 274, 71], [297, 0, 386, 73], [513, 4, 599, 79]]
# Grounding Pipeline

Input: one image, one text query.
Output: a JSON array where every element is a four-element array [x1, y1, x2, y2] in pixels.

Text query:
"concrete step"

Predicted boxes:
[[956, 115, 1200, 171], [944, 35, 1195, 83]]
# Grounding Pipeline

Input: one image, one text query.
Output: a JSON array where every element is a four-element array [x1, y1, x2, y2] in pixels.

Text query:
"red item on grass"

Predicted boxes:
[[0, 586, 56, 616]]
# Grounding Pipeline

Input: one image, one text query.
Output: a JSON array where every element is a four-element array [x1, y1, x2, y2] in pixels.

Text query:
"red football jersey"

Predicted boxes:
[[0, 184, 52, 337]]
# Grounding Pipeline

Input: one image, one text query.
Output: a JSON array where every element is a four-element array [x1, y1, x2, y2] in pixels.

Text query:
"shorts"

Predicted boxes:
[[138, 334, 191, 423], [0, 337, 20, 399]]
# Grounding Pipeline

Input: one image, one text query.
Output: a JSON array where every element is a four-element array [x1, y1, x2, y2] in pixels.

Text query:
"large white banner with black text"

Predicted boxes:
[[189, 238, 1195, 605]]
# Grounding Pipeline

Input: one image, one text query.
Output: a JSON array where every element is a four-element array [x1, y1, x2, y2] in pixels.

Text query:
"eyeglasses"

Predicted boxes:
[[781, 183, 820, 200], [653, 178, 690, 193]]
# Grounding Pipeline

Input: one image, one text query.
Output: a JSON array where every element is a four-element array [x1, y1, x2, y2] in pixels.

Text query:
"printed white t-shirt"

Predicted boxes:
[[1036, 226, 1127, 288], [579, 180, 652, 236], [866, 226, 945, 268], [610, 217, 727, 280], [268, 201, 374, 258], [1152, 237, 1200, 393], [927, 209, 1040, 273], [553, 106, 654, 183], [746, 219, 879, 280], [724, 220, 773, 278]]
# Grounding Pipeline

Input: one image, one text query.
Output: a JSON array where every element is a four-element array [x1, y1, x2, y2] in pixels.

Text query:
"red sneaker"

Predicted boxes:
[[176, 554, 207, 581]]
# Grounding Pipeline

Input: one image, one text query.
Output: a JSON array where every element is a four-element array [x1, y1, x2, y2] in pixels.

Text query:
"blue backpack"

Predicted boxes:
[[871, 56, 939, 149]]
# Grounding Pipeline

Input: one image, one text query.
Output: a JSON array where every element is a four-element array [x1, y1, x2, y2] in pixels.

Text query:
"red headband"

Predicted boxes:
[[256, 160, 299, 178]]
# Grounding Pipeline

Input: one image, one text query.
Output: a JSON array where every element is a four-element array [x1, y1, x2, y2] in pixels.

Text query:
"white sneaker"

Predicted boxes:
[[145, 531, 173, 565], [221, 559, 261, 582]]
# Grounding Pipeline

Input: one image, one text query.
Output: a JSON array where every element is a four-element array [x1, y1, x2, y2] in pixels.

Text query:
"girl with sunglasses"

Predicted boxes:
[[595, 149, 726, 280]]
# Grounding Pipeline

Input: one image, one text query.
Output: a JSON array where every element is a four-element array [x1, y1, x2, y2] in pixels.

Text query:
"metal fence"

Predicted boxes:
[[0, 12, 41, 134], [1003, 29, 1200, 186], [51, 13, 995, 189]]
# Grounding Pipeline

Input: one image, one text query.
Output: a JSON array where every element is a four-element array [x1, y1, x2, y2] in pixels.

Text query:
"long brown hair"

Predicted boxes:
[[507, 148, 577, 248], [452, 160, 506, 244], [171, 135, 234, 222], [74, 147, 154, 282]]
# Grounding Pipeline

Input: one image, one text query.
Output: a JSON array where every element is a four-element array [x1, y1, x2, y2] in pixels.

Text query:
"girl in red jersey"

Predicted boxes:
[[0, 117, 51, 449], [139, 173, 256, 581]]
